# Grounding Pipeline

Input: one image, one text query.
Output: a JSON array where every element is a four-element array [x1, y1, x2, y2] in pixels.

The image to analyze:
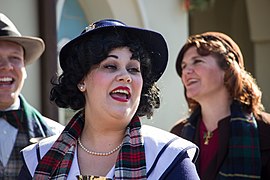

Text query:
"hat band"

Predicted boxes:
[[0, 29, 20, 36]]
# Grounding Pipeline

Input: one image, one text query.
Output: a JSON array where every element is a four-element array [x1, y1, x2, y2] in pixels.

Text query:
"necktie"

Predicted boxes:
[[0, 109, 22, 129]]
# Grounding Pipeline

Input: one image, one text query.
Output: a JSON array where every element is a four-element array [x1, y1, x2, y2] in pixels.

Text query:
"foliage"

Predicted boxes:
[[183, 0, 216, 11]]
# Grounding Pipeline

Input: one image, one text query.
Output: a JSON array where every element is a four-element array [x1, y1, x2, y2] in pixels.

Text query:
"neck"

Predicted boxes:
[[199, 96, 232, 131], [81, 126, 124, 149], [0, 96, 20, 110], [81, 117, 125, 153]]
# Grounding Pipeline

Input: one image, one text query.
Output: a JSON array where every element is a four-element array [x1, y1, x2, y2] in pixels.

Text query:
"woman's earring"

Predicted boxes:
[[78, 83, 85, 92]]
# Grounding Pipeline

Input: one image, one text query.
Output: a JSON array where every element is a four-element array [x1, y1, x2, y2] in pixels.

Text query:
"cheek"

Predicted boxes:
[[215, 70, 225, 85], [133, 76, 143, 93], [83, 72, 107, 95], [84, 74, 109, 102], [16, 67, 27, 81], [205, 68, 225, 85], [85, 70, 108, 85], [22, 68, 27, 79], [181, 78, 186, 87], [193, 66, 206, 75]]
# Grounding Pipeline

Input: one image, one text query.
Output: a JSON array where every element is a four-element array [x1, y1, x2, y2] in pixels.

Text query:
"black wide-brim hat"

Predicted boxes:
[[0, 13, 45, 65], [60, 19, 168, 82]]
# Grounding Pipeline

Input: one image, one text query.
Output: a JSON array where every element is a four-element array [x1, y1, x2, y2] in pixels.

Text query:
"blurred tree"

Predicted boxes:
[[183, 0, 215, 11]]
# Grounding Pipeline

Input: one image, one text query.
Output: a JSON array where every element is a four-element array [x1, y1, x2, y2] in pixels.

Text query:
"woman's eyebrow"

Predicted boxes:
[[107, 54, 118, 59]]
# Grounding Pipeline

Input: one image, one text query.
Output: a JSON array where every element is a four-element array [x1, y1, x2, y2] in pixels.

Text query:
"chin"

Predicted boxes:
[[111, 109, 134, 119], [186, 92, 198, 99]]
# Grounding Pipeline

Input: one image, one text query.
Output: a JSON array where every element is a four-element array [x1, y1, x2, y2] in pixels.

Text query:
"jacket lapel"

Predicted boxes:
[[201, 116, 230, 180], [19, 95, 54, 139]]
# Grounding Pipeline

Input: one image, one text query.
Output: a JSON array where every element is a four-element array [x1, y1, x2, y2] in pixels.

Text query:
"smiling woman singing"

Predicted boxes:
[[18, 19, 199, 180], [171, 32, 270, 180]]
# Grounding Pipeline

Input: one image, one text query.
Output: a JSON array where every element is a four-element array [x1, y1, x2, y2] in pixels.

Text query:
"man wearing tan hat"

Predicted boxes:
[[0, 13, 63, 179]]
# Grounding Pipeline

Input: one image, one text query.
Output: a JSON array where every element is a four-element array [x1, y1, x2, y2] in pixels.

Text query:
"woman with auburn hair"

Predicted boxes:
[[171, 32, 270, 180]]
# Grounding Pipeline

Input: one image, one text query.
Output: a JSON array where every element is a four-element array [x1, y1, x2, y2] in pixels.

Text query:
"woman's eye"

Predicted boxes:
[[181, 64, 186, 70], [128, 67, 141, 74], [194, 59, 203, 64], [104, 64, 117, 69]]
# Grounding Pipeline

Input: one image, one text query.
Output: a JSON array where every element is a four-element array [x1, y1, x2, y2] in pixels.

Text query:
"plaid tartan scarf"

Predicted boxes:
[[218, 102, 261, 179], [182, 101, 261, 179], [34, 110, 146, 180]]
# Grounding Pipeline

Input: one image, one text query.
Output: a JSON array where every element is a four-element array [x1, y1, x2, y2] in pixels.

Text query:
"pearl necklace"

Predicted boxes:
[[78, 137, 122, 156]]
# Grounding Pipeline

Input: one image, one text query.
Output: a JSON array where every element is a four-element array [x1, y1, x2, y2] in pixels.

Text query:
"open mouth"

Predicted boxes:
[[110, 89, 131, 100], [185, 78, 199, 87], [0, 77, 14, 86]]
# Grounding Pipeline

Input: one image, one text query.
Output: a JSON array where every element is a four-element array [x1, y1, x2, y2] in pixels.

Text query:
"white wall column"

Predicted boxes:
[[246, 0, 270, 111]]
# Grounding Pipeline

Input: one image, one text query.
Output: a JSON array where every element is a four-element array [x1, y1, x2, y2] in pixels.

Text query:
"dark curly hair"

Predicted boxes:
[[50, 29, 160, 118]]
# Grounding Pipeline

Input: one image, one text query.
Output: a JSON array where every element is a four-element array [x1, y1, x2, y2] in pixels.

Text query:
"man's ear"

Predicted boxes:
[[23, 68, 27, 80]]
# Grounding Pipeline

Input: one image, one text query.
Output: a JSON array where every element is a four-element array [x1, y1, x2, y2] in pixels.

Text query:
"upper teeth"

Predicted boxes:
[[187, 79, 197, 83], [0, 77, 12, 82], [112, 89, 129, 95]]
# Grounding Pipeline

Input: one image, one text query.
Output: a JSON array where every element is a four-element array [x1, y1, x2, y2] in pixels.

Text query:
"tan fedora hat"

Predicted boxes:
[[0, 13, 45, 65]]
